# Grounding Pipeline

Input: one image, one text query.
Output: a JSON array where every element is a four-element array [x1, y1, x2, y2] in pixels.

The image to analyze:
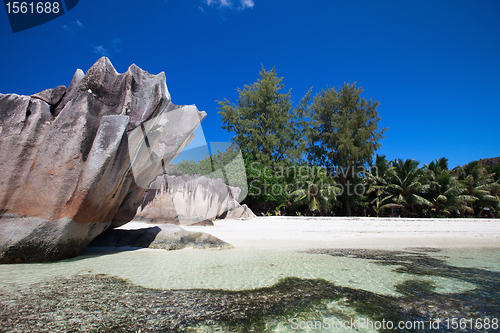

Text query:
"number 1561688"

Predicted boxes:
[[5, 2, 60, 14]]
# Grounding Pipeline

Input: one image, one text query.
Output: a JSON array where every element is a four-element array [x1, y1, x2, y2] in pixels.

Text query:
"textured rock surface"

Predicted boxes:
[[0, 57, 205, 263], [88, 224, 231, 250], [223, 202, 256, 220], [0, 215, 109, 264], [137, 174, 256, 224], [31, 85, 66, 106]]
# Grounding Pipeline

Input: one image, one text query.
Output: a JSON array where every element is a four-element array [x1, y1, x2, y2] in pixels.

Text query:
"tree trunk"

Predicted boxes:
[[343, 177, 352, 216]]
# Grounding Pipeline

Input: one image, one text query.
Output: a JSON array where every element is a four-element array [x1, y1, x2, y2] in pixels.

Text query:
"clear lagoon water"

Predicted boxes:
[[1, 246, 500, 332], [0, 247, 484, 295]]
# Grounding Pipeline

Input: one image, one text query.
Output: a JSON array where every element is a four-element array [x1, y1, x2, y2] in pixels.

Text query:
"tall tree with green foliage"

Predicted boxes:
[[307, 83, 387, 216], [217, 66, 311, 165]]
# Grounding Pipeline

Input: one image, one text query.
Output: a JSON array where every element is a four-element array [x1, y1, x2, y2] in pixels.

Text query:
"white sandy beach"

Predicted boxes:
[[123, 216, 500, 249]]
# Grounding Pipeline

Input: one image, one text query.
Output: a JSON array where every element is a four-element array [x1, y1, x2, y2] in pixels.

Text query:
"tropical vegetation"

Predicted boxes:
[[173, 67, 499, 218]]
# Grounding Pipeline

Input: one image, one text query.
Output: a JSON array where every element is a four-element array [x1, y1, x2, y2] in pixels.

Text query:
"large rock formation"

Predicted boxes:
[[136, 174, 256, 225], [0, 57, 205, 263]]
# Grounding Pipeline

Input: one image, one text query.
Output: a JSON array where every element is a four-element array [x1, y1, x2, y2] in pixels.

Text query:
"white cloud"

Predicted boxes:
[[203, 0, 254, 10], [93, 46, 110, 57], [239, 0, 254, 9], [63, 19, 84, 32]]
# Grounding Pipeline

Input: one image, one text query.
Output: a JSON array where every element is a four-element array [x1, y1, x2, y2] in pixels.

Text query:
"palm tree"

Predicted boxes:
[[425, 157, 449, 174], [289, 166, 341, 215], [456, 162, 500, 217], [489, 182, 500, 217], [370, 195, 396, 217], [384, 159, 431, 216], [421, 159, 476, 217], [424, 167, 475, 217]]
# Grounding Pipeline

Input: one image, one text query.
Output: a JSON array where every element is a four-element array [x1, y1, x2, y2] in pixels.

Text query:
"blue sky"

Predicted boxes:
[[1, 0, 499, 168]]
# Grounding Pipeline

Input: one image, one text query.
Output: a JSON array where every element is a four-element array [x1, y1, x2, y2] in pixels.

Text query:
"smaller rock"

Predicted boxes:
[[137, 174, 257, 222], [225, 204, 256, 219], [88, 224, 231, 250]]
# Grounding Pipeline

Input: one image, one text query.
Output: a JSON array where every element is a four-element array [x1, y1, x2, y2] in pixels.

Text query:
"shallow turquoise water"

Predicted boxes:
[[427, 247, 500, 272], [0, 246, 487, 295], [1, 246, 500, 332]]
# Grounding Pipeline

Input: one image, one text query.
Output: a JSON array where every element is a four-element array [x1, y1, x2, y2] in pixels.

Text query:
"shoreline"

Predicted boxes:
[[3, 219, 500, 332], [120, 216, 500, 249]]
